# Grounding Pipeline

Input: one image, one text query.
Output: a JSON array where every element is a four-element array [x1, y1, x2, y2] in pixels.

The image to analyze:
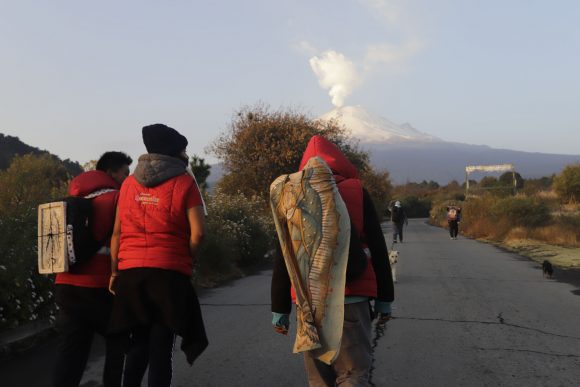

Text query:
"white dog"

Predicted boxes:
[[389, 250, 399, 283]]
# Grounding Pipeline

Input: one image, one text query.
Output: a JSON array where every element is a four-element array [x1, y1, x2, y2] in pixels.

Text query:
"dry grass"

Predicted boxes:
[[536, 190, 559, 200], [503, 239, 580, 269], [504, 224, 579, 247], [431, 193, 580, 268], [530, 225, 579, 247]]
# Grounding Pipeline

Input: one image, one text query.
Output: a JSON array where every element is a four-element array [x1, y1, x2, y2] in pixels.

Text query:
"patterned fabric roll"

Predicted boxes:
[[270, 157, 350, 365]]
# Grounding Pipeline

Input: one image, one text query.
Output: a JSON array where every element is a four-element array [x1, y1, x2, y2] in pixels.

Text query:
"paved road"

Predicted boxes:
[[3, 219, 580, 386]]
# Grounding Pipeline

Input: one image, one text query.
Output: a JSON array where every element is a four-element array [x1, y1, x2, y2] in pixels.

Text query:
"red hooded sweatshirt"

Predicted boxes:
[[298, 135, 377, 297], [55, 170, 120, 288]]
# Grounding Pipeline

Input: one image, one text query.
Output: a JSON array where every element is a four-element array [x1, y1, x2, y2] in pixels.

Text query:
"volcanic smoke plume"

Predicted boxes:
[[309, 51, 360, 108]]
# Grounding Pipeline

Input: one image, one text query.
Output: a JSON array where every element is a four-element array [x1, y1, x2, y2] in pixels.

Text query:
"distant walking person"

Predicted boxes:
[[108, 124, 208, 387], [447, 205, 461, 240], [390, 200, 408, 244], [52, 151, 132, 387]]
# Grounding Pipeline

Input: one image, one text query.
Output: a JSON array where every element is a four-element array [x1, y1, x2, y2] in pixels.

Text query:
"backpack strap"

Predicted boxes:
[[84, 188, 118, 255], [84, 188, 117, 199]]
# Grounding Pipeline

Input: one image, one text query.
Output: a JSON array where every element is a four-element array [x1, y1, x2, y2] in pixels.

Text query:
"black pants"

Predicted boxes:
[[123, 324, 176, 387], [53, 285, 125, 387], [449, 220, 459, 238], [393, 222, 404, 242]]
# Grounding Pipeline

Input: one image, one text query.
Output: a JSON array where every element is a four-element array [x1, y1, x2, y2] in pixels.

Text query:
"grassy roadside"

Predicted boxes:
[[429, 195, 580, 270], [477, 236, 580, 292], [500, 239, 580, 269]]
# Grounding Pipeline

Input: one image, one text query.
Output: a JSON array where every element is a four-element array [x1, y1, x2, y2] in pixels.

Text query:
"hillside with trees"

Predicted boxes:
[[0, 133, 83, 176]]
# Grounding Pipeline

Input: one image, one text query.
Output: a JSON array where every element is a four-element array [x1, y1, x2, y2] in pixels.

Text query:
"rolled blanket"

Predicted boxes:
[[270, 156, 350, 365]]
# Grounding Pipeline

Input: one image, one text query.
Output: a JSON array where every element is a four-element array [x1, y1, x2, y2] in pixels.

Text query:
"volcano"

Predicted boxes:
[[318, 106, 580, 184]]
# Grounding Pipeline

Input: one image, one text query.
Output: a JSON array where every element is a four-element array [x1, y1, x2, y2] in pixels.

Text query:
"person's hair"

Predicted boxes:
[[96, 151, 133, 172]]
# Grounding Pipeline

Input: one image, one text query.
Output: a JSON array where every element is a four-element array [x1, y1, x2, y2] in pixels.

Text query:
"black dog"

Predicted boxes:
[[542, 260, 554, 279]]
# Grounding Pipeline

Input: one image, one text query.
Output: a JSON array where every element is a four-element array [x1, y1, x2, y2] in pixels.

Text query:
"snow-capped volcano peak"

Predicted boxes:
[[318, 105, 440, 144]]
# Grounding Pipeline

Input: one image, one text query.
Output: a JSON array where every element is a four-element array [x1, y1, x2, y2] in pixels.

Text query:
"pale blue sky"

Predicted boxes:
[[1, 0, 579, 166]]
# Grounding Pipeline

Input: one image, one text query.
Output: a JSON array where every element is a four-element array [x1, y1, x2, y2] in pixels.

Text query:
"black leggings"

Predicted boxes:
[[449, 221, 459, 238], [52, 285, 124, 387], [123, 324, 176, 387]]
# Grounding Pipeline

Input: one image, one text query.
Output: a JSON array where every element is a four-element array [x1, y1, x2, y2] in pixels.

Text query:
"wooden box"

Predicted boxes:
[[38, 201, 68, 274]]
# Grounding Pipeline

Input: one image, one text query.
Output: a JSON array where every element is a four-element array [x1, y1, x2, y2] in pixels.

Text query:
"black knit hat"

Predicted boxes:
[[142, 124, 188, 156]]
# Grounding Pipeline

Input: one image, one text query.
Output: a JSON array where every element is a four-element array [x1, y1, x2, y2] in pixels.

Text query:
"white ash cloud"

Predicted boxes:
[[304, 1, 422, 107], [309, 51, 360, 108]]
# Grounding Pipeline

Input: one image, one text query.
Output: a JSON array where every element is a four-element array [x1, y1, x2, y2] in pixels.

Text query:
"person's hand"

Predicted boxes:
[[108, 274, 118, 295], [274, 324, 289, 335], [272, 313, 290, 335]]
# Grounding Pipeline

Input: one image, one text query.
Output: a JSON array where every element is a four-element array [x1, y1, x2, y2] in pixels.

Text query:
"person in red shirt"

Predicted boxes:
[[108, 124, 208, 387], [52, 151, 132, 387]]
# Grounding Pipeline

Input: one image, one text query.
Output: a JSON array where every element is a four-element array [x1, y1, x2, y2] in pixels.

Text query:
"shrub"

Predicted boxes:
[[434, 195, 553, 242], [0, 216, 57, 330], [492, 196, 551, 228], [0, 154, 69, 331], [553, 164, 580, 203], [401, 196, 431, 218], [360, 168, 392, 219], [210, 104, 369, 200], [534, 214, 580, 247], [194, 189, 274, 287], [523, 176, 553, 195]]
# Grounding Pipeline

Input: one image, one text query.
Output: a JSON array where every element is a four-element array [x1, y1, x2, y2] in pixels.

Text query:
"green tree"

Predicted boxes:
[[210, 104, 371, 199], [0, 154, 69, 217], [499, 171, 524, 189], [0, 154, 70, 329], [401, 196, 432, 218], [463, 179, 478, 189], [360, 168, 393, 218], [189, 154, 211, 191], [479, 176, 499, 188], [553, 164, 580, 203], [523, 175, 554, 195], [443, 180, 465, 201]]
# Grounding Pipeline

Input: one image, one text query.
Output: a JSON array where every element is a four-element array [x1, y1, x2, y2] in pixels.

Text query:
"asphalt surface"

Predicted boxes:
[[2, 219, 580, 386]]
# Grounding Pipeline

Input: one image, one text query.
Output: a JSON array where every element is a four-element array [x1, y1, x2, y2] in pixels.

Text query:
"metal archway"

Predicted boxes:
[[465, 164, 517, 196]]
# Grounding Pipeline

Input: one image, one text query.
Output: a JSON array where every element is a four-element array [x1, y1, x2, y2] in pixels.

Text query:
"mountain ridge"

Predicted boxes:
[[318, 106, 580, 184], [319, 105, 441, 143], [0, 133, 83, 176]]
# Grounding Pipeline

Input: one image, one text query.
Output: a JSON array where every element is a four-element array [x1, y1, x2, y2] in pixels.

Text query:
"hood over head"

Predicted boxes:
[[133, 154, 188, 188], [68, 170, 120, 197], [299, 135, 359, 179]]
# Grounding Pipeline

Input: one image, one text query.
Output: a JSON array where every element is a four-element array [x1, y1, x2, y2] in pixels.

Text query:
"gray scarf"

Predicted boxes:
[[133, 153, 187, 188]]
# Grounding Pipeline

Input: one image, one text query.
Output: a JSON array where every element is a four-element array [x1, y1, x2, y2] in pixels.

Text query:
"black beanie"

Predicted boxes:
[[142, 124, 188, 156]]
